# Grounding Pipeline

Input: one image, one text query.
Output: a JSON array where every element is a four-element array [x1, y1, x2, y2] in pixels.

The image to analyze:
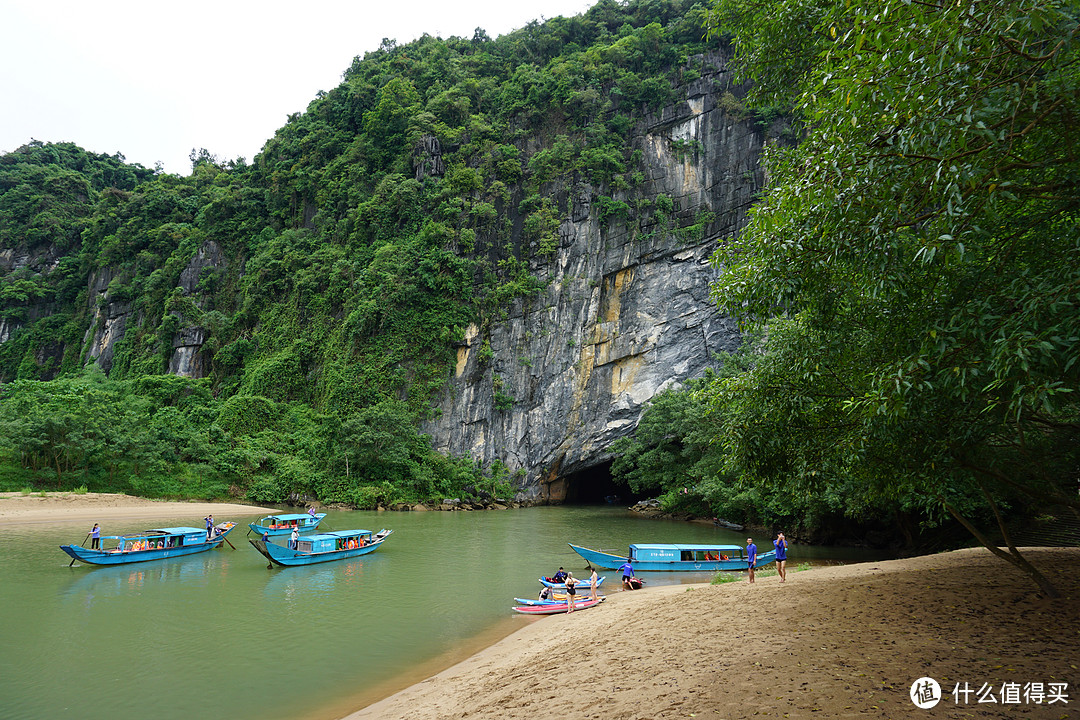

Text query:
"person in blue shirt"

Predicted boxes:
[[746, 537, 757, 584], [90, 523, 101, 550], [619, 558, 636, 589], [551, 567, 568, 583], [774, 532, 788, 582]]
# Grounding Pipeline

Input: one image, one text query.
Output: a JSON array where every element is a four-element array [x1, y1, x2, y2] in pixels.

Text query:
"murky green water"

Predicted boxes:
[[0, 505, 886, 720]]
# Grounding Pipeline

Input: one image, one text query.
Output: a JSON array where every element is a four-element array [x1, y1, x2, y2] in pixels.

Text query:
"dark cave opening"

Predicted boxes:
[[560, 460, 643, 505]]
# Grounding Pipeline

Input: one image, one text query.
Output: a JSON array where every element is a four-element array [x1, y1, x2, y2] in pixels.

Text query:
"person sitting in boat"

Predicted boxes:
[[551, 567, 568, 583]]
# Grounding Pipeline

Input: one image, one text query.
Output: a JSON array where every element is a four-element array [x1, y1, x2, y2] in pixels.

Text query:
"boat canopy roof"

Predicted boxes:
[[257, 513, 319, 521], [304, 530, 372, 541], [630, 543, 746, 552], [101, 527, 204, 539]]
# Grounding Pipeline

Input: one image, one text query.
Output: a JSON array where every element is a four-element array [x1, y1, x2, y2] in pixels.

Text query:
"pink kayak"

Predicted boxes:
[[511, 597, 604, 614]]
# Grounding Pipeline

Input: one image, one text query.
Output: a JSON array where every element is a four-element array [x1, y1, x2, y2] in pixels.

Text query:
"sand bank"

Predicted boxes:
[[343, 546, 1079, 720], [0, 491, 272, 526]]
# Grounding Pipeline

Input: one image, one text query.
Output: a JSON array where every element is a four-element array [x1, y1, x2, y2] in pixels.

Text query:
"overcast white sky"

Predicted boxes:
[[1, 0, 595, 175]]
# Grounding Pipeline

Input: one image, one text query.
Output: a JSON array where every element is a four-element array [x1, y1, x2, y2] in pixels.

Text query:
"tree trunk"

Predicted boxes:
[[941, 498, 1060, 598]]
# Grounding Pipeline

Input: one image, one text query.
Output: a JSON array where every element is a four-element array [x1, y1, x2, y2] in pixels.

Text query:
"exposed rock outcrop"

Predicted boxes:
[[422, 51, 770, 501]]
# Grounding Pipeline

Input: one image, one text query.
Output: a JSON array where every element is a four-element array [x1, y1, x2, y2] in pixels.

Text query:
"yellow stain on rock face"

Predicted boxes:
[[455, 323, 481, 377], [455, 347, 469, 377], [602, 268, 634, 323], [611, 354, 644, 396]]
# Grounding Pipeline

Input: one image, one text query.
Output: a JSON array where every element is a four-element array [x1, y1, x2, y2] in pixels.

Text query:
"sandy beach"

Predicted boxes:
[[0, 490, 273, 526], [344, 547, 1079, 720], [8, 493, 1076, 718]]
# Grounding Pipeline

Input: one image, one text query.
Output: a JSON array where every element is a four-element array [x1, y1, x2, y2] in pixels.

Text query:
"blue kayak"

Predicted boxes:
[[539, 575, 606, 590]]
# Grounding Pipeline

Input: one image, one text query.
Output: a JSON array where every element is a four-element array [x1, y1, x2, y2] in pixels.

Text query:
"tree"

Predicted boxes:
[[703, 0, 1080, 595]]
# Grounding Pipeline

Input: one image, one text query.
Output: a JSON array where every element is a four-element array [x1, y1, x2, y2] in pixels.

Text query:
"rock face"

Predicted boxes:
[[422, 50, 770, 501], [167, 240, 225, 378], [83, 267, 132, 374]]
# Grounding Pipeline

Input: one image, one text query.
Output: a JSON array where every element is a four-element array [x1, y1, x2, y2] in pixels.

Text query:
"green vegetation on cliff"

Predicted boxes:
[[0, 0, 714, 505]]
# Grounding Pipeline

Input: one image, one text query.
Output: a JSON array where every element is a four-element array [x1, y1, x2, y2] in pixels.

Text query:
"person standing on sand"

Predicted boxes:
[[746, 537, 757, 583], [90, 523, 101, 550], [774, 532, 788, 582], [589, 567, 599, 600], [564, 572, 577, 612]]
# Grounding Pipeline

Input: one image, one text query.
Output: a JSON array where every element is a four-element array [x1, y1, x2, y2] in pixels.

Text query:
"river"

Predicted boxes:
[[0, 505, 887, 720]]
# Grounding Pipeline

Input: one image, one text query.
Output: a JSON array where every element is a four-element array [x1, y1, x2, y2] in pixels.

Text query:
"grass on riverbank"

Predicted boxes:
[[711, 562, 812, 584]]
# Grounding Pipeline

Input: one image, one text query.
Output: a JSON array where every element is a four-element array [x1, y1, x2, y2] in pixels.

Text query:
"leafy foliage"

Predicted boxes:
[[700, 0, 1080, 592]]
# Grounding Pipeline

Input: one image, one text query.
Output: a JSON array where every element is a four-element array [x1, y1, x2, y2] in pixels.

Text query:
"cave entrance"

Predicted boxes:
[[560, 460, 642, 505]]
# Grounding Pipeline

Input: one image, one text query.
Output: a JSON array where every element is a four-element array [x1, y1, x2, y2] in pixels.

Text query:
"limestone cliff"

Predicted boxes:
[[422, 50, 773, 501]]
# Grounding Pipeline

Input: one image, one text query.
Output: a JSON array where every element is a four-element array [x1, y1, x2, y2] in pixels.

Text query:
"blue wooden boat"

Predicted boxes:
[[568, 542, 776, 572], [60, 523, 237, 566], [538, 575, 606, 590], [247, 512, 327, 537], [250, 528, 391, 567]]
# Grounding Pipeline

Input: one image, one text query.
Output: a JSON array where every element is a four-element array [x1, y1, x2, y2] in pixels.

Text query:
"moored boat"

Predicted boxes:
[[511, 597, 604, 614], [248, 512, 327, 537], [60, 523, 237, 566], [250, 528, 391, 567], [569, 542, 776, 572]]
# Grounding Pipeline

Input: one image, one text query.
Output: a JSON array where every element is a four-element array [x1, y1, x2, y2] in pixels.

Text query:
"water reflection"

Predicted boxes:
[[62, 552, 225, 604], [262, 556, 380, 604]]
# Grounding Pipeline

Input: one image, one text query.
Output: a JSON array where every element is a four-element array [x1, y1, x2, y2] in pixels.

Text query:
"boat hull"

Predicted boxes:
[[569, 543, 776, 572], [251, 530, 391, 567], [512, 597, 603, 614], [60, 524, 235, 566]]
